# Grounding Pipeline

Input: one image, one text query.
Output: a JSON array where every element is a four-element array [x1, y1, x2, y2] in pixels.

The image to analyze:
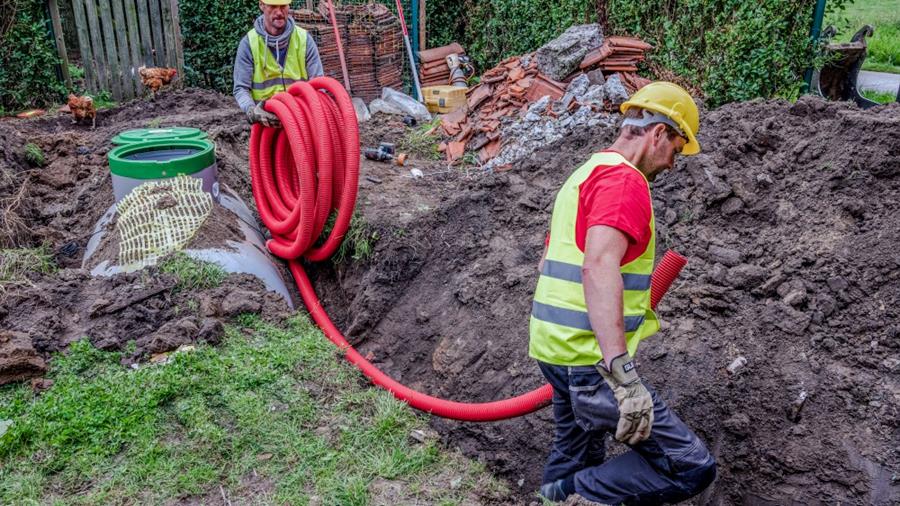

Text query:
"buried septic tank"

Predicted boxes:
[[108, 138, 220, 203], [82, 132, 294, 307]]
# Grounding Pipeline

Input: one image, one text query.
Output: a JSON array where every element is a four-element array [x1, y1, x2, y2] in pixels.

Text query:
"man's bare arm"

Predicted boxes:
[[582, 225, 629, 366]]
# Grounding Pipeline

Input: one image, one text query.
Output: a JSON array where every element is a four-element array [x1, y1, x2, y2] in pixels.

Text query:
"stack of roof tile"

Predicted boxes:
[[293, 3, 403, 101], [437, 55, 567, 163], [418, 43, 466, 87], [579, 36, 652, 73]]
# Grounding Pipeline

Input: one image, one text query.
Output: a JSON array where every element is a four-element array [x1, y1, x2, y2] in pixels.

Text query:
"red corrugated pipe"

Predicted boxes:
[[250, 77, 688, 421]]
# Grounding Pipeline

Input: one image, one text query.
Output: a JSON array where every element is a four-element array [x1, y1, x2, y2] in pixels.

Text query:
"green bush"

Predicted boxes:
[[178, 0, 259, 93], [608, 0, 850, 106], [428, 0, 595, 72], [426, 0, 851, 107], [0, 0, 67, 111]]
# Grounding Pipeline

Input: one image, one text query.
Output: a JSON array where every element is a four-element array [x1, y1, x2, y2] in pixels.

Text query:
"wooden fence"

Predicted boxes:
[[67, 0, 184, 100]]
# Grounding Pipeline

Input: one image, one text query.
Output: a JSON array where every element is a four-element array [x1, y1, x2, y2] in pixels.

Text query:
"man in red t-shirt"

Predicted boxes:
[[532, 83, 717, 503]]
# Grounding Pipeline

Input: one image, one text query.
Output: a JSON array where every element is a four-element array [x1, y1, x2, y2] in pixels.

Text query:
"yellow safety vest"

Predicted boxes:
[[529, 151, 659, 366], [248, 27, 309, 102]]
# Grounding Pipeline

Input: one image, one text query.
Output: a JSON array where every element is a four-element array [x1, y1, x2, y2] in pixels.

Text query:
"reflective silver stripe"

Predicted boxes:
[[624, 315, 645, 332], [532, 301, 646, 333], [532, 301, 592, 330], [542, 259, 582, 283], [541, 260, 651, 291], [251, 77, 298, 90], [622, 273, 651, 291]]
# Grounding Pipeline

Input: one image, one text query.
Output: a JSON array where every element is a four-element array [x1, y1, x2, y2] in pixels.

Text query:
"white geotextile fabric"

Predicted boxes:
[[117, 176, 212, 266]]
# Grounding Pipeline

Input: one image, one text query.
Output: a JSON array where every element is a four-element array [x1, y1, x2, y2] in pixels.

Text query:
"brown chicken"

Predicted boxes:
[[67, 94, 96, 129], [138, 66, 177, 96]]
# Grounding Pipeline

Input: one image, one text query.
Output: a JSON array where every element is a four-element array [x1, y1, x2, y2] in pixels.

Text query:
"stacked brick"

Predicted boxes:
[[438, 55, 567, 164], [293, 3, 403, 101], [417, 43, 466, 87]]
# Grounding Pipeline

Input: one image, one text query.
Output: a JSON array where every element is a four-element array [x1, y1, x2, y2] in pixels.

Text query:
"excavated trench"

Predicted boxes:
[[309, 97, 900, 505], [1, 89, 898, 505]]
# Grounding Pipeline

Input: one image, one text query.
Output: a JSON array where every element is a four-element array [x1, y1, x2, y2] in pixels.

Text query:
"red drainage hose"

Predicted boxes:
[[251, 78, 688, 422]]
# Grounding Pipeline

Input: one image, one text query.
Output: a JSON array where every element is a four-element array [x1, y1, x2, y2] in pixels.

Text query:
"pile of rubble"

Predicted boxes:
[[437, 55, 568, 163], [437, 24, 652, 167], [294, 3, 403, 101], [481, 73, 626, 172]]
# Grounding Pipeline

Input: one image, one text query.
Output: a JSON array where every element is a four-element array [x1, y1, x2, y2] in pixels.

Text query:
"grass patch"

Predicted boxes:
[[397, 118, 443, 161], [159, 252, 227, 291], [0, 245, 56, 287], [23, 143, 44, 167], [862, 89, 898, 103], [827, 0, 900, 74], [326, 211, 380, 264], [0, 315, 505, 504], [146, 117, 163, 128], [91, 90, 118, 110]]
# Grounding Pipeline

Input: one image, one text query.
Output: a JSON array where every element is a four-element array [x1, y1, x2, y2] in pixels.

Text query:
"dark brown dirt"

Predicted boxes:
[[0, 266, 290, 368], [307, 96, 900, 505], [2, 88, 898, 505]]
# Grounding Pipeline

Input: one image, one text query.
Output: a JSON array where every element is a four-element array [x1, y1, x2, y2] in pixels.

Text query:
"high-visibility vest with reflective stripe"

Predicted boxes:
[[529, 151, 659, 366], [248, 28, 308, 102]]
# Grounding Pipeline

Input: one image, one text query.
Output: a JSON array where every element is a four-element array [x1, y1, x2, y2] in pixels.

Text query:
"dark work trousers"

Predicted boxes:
[[538, 361, 717, 505]]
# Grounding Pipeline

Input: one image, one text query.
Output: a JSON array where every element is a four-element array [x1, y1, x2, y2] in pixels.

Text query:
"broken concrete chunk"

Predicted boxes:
[[0, 331, 47, 386], [535, 24, 604, 81], [602, 73, 629, 106], [562, 74, 591, 105]]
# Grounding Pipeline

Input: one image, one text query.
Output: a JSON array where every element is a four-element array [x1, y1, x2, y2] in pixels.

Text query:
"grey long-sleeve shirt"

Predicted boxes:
[[233, 32, 325, 113]]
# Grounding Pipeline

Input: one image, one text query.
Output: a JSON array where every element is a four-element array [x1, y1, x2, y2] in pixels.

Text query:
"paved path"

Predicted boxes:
[[858, 70, 900, 96]]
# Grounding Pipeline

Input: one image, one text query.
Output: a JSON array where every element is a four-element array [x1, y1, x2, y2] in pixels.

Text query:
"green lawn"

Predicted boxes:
[[0, 314, 507, 505], [827, 0, 900, 74]]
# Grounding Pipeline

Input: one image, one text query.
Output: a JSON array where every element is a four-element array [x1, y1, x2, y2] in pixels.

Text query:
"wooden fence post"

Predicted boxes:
[[48, 0, 72, 88], [70, 0, 97, 92]]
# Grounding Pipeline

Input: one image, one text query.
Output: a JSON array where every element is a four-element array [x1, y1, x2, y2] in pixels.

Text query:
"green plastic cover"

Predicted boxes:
[[108, 139, 216, 179], [111, 127, 208, 146]]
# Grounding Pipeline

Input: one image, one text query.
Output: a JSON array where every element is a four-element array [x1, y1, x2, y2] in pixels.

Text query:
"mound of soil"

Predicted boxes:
[[308, 97, 900, 505], [0, 267, 290, 372]]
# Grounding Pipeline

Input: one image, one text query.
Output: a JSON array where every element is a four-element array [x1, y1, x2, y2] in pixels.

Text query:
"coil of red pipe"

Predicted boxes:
[[249, 77, 687, 421]]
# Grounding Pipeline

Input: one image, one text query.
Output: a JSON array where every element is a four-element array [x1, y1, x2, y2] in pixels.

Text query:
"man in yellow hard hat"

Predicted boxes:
[[233, 0, 325, 127], [532, 82, 717, 503]]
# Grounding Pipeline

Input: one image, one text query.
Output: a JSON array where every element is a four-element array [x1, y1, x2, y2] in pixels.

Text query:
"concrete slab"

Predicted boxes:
[[857, 70, 900, 96]]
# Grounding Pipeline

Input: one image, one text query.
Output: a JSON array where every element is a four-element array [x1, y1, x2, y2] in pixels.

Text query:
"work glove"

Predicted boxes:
[[247, 101, 281, 128], [597, 353, 654, 445]]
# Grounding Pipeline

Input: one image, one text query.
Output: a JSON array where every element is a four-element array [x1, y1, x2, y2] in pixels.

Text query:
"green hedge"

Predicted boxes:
[[427, 0, 595, 71], [427, 0, 848, 107], [178, 0, 258, 93], [0, 0, 67, 112]]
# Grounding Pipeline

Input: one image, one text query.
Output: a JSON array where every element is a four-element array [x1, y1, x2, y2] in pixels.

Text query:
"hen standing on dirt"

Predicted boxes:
[[232, 0, 324, 128], [66, 94, 96, 129], [530, 82, 717, 504]]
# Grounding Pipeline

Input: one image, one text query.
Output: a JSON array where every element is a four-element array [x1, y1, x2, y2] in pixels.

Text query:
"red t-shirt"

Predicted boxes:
[[574, 153, 653, 265]]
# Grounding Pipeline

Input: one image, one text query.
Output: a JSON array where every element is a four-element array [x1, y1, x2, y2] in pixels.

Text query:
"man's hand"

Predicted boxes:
[[597, 353, 654, 445], [246, 101, 281, 128]]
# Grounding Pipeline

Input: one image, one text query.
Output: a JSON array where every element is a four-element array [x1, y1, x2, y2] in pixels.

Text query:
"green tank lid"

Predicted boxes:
[[109, 139, 216, 179], [111, 127, 208, 146]]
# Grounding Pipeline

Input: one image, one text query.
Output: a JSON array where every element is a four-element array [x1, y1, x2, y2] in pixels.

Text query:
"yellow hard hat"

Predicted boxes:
[[620, 81, 701, 155], [260, 0, 291, 5]]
